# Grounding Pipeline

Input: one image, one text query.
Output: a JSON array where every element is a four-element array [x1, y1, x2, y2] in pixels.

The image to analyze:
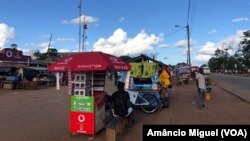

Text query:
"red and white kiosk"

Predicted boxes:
[[48, 52, 131, 136]]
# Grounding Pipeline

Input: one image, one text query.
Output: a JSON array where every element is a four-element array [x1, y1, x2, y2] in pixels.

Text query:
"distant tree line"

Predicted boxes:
[[208, 30, 250, 73]]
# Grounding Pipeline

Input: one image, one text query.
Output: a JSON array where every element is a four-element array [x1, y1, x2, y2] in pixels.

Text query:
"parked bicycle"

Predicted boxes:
[[127, 90, 161, 114], [105, 90, 162, 114]]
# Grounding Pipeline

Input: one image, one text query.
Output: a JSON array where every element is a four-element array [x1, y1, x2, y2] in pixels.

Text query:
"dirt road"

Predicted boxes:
[[0, 79, 249, 141]]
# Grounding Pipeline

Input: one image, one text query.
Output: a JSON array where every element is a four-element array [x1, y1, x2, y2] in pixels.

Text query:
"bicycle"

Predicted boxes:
[[127, 90, 162, 114]]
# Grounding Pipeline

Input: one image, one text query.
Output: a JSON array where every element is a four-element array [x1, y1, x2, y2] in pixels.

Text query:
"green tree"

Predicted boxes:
[[239, 30, 250, 67], [119, 55, 132, 62]]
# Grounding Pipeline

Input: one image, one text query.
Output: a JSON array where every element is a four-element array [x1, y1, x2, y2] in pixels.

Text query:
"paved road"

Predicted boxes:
[[210, 73, 250, 103]]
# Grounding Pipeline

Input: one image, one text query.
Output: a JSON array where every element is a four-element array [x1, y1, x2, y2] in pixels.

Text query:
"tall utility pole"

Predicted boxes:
[[82, 15, 87, 52], [175, 24, 191, 65], [186, 24, 191, 66], [78, 0, 82, 52]]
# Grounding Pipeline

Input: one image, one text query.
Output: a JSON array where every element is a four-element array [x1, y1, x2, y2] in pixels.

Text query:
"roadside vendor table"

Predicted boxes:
[[16, 81, 38, 90], [38, 79, 55, 86], [1, 81, 17, 90]]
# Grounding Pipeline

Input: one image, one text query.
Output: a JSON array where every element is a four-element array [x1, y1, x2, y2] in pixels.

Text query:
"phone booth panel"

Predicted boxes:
[[70, 96, 95, 135], [93, 91, 106, 133], [70, 112, 94, 134]]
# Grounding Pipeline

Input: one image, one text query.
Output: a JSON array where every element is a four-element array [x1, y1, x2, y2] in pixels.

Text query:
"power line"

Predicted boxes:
[[186, 0, 197, 66], [189, 0, 197, 33], [187, 0, 191, 25], [165, 27, 185, 38]]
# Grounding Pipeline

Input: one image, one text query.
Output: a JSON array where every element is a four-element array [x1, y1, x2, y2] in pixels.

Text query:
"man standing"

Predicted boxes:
[[195, 70, 200, 93], [196, 68, 206, 109]]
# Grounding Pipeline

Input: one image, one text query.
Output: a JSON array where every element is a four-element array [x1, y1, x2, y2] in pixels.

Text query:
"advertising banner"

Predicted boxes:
[[70, 112, 94, 135], [70, 96, 94, 135], [71, 96, 94, 112]]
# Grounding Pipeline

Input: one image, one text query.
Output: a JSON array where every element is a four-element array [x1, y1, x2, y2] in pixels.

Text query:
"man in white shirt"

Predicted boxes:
[[196, 68, 206, 109]]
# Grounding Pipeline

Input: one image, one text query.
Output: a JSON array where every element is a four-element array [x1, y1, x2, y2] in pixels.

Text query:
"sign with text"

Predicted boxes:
[[70, 112, 94, 135], [70, 96, 95, 135], [70, 96, 94, 112]]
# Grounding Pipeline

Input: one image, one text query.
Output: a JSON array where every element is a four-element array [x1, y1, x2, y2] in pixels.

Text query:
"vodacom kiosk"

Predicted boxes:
[[69, 71, 106, 135], [48, 52, 131, 137]]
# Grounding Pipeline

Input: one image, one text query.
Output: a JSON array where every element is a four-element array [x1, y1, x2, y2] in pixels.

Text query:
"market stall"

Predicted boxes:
[[128, 54, 169, 90], [126, 54, 170, 113], [48, 52, 130, 136]]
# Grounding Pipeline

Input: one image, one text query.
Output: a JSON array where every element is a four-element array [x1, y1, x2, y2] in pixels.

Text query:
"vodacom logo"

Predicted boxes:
[[78, 114, 85, 123], [6, 50, 13, 58]]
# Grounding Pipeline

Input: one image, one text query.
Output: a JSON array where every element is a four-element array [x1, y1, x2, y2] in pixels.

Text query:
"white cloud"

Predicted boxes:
[[58, 49, 71, 52], [39, 34, 51, 39], [108, 28, 128, 44], [62, 15, 98, 25], [39, 43, 51, 53], [18, 48, 31, 56], [208, 29, 218, 35], [119, 17, 125, 23], [93, 28, 164, 56], [174, 39, 196, 48], [232, 17, 249, 23], [24, 41, 55, 53], [199, 42, 217, 55], [0, 23, 15, 47], [194, 30, 246, 65], [217, 30, 244, 52], [159, 44, 169, 48], [195, 54, 211, 63], [174, 39, 186, 48], [57, 38, 75, 42]]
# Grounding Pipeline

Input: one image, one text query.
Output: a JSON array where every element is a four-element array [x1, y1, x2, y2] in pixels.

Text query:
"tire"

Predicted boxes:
[[140, 94, 159, 114]]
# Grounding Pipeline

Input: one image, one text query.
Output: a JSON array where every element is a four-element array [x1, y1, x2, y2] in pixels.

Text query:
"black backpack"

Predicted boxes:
[[112, 91, 129, 117]]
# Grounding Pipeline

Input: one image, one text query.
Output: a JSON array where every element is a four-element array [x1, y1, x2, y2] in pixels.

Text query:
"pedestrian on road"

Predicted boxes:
[[159, 66, 171, 108], [196, 68, 207, 109], [195, 70, 200, 93]]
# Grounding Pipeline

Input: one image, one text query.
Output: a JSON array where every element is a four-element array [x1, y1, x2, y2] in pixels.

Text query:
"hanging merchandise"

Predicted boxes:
[[142, 63, 150, 78], [142, 62, 157, 78], [129, 63, 137, 78]]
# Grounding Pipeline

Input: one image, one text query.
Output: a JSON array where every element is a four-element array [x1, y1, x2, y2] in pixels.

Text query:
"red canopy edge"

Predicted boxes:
[[48, 52, 131, 72]]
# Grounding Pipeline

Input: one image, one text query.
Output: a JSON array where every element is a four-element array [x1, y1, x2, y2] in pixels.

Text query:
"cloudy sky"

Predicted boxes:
[[0, 0, 249, 66]]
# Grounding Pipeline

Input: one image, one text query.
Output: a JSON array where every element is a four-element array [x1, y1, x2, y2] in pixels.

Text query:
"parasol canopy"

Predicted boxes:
[[48, 52, 131, 72]]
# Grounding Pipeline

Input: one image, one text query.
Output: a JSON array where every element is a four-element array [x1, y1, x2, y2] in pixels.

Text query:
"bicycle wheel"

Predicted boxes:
[[140, 94, 159, 114]]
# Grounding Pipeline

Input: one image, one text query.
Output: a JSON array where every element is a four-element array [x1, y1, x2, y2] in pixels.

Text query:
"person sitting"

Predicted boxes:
[[111, 81, 134, 128]]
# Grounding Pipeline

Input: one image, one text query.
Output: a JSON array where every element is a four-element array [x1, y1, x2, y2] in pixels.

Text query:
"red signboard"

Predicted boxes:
[[70, 112, 94, 135], [0, 48, 31, 62]]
